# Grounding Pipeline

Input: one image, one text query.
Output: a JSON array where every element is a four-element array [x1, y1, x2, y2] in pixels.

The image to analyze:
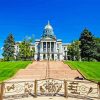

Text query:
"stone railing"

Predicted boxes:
[[0, 79, 100, 100]]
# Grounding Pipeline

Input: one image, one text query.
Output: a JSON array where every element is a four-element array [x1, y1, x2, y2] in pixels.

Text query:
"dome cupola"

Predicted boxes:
[[44, 21, 53, 30], [42, 21, 56, 39]]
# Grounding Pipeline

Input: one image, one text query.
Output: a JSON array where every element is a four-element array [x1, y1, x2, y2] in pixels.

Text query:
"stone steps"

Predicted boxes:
[[10, 61, 83, 81]]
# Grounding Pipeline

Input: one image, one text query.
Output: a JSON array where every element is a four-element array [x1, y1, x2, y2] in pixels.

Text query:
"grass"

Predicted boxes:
[[1, 61, 100, 82], [0, 61, 31, 82], [64, 61, 100, 82]]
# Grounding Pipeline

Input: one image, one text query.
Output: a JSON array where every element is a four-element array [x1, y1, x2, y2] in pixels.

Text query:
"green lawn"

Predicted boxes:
[[64, 61, 100, 82], [0, 61, 31, 82]]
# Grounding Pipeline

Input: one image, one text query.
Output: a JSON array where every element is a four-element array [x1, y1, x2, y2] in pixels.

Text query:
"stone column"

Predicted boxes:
[[54, 42, 55, 51], [54, 42, 57, 60], [42, 42, 43, 52], [46, 42, 47, 53], [40, 42, 43, 60], [50, 42, 51, 60], [40, 42, 42, 52], [50, 42, 51, 53], [56, 42, 57, 52]]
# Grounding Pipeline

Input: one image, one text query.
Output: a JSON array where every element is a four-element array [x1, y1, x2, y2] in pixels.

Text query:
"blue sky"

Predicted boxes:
[[0, 0, 100, 58]]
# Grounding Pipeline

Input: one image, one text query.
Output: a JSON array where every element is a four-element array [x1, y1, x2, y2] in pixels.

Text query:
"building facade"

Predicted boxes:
[[34, 21, 69, 61], [14, 21, 69, 61]]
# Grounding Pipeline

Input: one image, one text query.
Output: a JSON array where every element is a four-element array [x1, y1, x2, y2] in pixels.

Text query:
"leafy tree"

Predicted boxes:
[[19, 40, 31, 60], [2, 33, 15, 61], [18, 35, 35, 60], [67, 40, 81, 61], [79, 28, 96, 61], [94, 38, 100, 61]]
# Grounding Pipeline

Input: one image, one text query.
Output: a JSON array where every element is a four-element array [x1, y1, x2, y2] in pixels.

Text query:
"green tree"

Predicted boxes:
[[18, 35, 35, 60], [19, 40, 31, 60], [79, 28, 96, 61], [67, 40, 81, 61], [2, 33, 15, 61], [94, 38, 100, 61]]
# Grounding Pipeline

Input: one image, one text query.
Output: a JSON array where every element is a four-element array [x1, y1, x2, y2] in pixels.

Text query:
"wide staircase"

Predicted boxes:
[[9, 61, 82, 81]]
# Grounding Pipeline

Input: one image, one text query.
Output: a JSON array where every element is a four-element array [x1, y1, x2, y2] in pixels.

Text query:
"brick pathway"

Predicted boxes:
[[8, 61, 82, 81]]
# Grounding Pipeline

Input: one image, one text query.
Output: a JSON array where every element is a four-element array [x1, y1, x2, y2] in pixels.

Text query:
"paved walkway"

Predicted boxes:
[[8, 61, 82, 81]]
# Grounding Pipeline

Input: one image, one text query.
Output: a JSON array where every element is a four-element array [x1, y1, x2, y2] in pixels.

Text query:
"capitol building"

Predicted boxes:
[[34, 21, 69, 61], [15, 21, 69, 61]]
